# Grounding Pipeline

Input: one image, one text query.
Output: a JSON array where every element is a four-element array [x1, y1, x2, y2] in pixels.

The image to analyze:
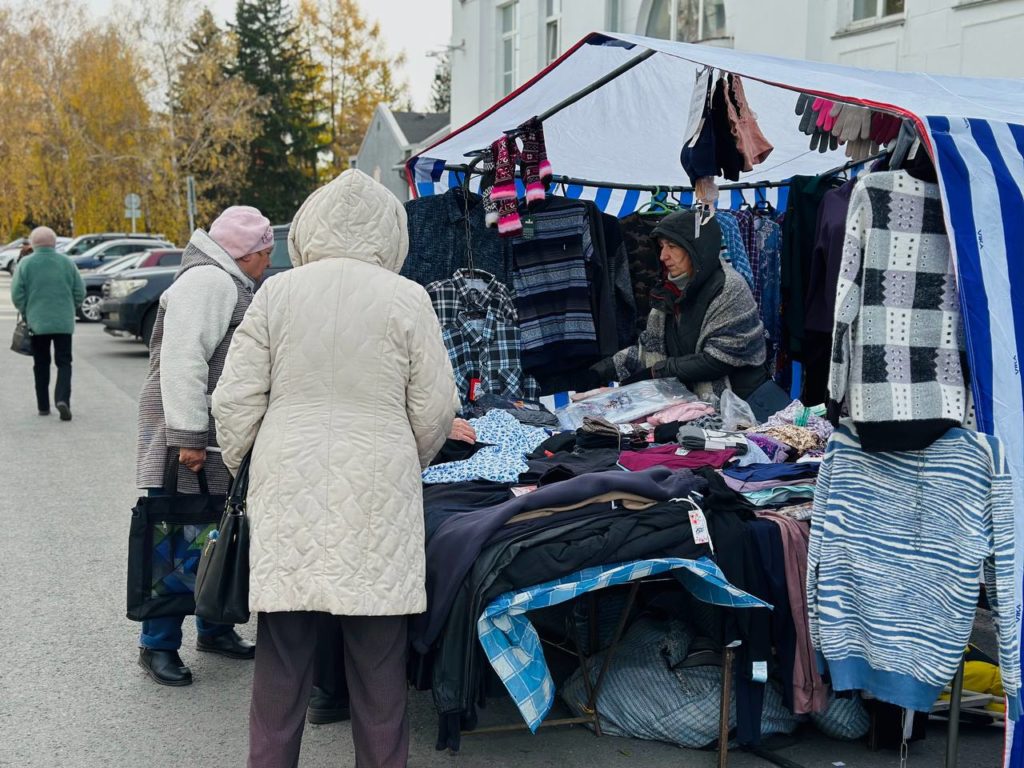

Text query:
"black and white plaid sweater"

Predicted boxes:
[[829, 170, 967, 452]]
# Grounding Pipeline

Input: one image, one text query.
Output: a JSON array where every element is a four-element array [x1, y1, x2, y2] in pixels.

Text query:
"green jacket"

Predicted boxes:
[[10, 247, 85, 335]]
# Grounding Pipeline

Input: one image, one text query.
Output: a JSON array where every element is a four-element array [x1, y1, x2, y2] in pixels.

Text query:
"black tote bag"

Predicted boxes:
[[126, 454, 225, 621], [11, 314, 32, 356], [195, 451, 251, 624]]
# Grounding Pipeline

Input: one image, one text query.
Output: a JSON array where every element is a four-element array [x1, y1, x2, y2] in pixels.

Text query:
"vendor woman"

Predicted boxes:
[[589, 209, 768, 399]]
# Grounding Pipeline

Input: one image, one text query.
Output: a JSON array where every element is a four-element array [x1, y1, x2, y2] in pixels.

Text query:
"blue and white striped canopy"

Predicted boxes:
[[409, 34, 1024, 761]]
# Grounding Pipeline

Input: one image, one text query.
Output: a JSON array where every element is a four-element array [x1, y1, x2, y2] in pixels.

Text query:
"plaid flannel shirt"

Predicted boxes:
[[427, 269, 539, 408]]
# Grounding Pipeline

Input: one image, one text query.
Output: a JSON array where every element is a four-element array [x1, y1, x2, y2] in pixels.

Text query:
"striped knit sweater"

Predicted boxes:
[[807, 421, 1020, 719]]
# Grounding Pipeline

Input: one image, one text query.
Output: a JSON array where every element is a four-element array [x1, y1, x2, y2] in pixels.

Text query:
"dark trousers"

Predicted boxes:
[[30, 333, 72, 412], [313, 613, 348, 703], [249, 611, 409, 768]]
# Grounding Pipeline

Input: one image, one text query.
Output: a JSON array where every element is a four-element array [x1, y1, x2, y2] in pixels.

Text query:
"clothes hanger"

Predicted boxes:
[[638, 187, 673, 217], [754, 187, 776, 217]]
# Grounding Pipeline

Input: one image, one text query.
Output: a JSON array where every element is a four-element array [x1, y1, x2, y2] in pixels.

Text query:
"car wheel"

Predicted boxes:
[[141, 306, 158, 348], [80, 293, 103, 322]]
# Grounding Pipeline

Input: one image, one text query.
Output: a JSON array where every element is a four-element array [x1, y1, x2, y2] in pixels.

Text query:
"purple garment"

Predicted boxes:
[[412, 467, 707, 652], [755, 400, 834, 444], [619, 445, 737, 471], [745, 433, 791, 463], [804, 180, 855, 335]]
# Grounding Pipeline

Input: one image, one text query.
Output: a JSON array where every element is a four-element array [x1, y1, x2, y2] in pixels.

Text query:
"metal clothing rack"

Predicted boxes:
[[445, 152, 880, 198]]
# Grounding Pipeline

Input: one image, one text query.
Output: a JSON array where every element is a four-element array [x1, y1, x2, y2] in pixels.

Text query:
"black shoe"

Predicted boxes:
[[307, 686, 351, 725], [56, 402, 71, 421], [138, 649, 193, 686], [38, 409, 50, 416], [196, 629, 255, 659]]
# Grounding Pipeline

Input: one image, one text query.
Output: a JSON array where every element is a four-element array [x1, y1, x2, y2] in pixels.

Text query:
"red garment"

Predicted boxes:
[[618, 444, 736, 471]]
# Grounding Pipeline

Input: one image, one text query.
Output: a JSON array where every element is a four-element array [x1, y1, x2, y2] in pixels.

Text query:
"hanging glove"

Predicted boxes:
[[798, 97, 820, 135], [794, 92, 812, 117]]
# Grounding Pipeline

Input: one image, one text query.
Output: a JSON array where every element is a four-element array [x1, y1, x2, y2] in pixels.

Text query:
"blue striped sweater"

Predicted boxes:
[[807, 421, 1020, 719]]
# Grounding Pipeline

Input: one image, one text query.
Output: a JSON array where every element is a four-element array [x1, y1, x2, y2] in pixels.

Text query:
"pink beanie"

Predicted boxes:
[[209, 205, 273, 260]]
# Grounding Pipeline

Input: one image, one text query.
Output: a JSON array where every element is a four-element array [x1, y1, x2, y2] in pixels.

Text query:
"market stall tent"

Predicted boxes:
[[408, 32, 1024, 765]]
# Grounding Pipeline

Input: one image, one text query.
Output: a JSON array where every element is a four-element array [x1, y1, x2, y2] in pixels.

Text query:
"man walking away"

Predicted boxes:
[[11, 226, 85, 420]]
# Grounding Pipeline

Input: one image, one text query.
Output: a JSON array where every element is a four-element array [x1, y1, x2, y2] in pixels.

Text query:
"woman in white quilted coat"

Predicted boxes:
[[212, 169, 458, 768]]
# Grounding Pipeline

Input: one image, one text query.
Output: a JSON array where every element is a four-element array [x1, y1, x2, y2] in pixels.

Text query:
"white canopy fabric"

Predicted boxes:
[[409, 34, 1024, 764]]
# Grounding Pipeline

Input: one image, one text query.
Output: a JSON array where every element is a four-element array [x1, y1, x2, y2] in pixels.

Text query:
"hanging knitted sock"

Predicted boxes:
[[478, 160, 499, 228], [536, 120, 553, 184], [496, 195, 522, 236], [519, 120, 546, 206], [489, 136, 518, 201]]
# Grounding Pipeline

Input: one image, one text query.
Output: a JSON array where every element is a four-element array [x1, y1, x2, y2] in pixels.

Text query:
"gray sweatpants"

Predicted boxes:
[[248, 611, 409, 768]]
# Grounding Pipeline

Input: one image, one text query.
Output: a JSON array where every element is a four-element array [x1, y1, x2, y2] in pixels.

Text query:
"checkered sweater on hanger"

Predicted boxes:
[[828, 170, 967, 451]]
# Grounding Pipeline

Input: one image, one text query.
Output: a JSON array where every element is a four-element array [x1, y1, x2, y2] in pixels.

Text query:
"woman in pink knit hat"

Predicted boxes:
[[133, 205, 274, 687]]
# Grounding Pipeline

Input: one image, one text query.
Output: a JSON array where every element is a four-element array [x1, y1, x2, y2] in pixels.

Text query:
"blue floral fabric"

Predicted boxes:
[[421, 409, 548, 484]]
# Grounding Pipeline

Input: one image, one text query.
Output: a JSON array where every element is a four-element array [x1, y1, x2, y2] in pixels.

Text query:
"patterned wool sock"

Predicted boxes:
[[489, 135, 518, 201], [518, 119, 546, 206], [536, 120, 552, 184], [478, 157, 499, 228], [496, 196, 522, 236]]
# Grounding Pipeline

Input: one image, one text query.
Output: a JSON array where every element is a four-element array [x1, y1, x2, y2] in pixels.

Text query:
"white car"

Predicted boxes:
[[0, 240, 27, 273], [0, 236, 72, 273]]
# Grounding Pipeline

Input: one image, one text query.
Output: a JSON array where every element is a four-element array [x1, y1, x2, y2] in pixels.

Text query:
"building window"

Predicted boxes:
[[545, 0, 561, 64], [644, 0, 727, 42], [852, 0, 905, 22], [499, 1, 518, 95]]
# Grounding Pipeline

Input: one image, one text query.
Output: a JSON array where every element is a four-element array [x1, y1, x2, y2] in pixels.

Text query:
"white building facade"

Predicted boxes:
[[450, 0, 1024, 126]]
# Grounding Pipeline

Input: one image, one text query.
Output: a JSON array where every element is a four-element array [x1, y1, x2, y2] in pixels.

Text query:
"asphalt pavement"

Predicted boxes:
[[0, 272, 1005, 767]]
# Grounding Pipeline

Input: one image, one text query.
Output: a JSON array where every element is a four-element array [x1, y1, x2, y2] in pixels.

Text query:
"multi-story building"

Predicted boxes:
[[450, 0, 1024, 126]]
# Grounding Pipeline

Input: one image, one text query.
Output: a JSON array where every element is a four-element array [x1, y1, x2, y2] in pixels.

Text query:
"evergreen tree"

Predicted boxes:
[[170, 10, 263, 230], [430, 51, 451, 113], [232, 0, 327, 223]]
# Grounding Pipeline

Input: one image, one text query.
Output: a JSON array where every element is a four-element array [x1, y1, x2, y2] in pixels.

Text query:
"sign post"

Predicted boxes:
[[124, 193, 142, 234], [186, 176, 197, 234]]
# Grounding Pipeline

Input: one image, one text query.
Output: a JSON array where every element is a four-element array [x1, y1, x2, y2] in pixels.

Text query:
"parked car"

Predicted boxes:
[[101, 226, 290, 347], [0, 239, 27, 273], [71, 238, 172, 270], [77, 252, 150, 321], [135, 248, 183, 270], [0, 236, 72, 273], [60, 232, 169, 256]]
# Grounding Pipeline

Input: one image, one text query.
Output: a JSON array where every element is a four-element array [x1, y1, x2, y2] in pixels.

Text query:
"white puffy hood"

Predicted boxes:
[[287, 168, 409, 273]]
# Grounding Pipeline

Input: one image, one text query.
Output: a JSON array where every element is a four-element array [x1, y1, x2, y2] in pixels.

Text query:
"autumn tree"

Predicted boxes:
[[430, 52, 451, 113], [0, 0, 169, 237], [298, 0, 410, 170], [171, 10, 264, 229], [233, 0, 328, 223]]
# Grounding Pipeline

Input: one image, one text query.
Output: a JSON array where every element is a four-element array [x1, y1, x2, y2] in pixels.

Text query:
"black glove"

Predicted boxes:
[[621, 366, 655, 385], [584, 358, 617, 389]]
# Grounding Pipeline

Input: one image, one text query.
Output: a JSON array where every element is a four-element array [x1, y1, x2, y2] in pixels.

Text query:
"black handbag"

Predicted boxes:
[[126, 452, 225, 621], [11, 314, 32, 356], [194, 451, 251, 624]]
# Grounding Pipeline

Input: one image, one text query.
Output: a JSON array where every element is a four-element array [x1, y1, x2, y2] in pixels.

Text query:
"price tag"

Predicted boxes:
[[752, 661, 768, 683], [688, 507, 711, 547], [469, 378, 481, 402], [521, 216, 536, 239]]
